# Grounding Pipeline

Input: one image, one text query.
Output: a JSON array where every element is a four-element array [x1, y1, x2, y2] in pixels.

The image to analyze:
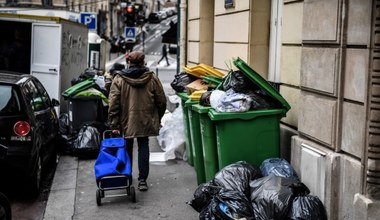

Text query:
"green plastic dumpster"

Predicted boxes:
[[208, 57, 291, 169], [176, 92, 196, 166], [186, 100, 206, 185], [192, 104, 219, 182]]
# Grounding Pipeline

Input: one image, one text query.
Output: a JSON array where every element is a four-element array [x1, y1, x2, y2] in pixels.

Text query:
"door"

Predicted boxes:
[[30, 23, 61, 115], [23, 78, 57, 160], [268, 0, 282, 83]]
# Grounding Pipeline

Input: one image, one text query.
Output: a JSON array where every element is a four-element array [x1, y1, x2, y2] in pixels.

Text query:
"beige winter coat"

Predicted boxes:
[[108, 70, 167, 138]]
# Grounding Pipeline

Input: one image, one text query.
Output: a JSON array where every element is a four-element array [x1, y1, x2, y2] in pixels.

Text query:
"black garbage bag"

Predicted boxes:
[[246, 90, 280, 110], [170, 72, 198, 93], [200, 90, 212, 106], [80, 121, 109, 139], [187, 182, 223, 213], [73, 125, 100, 159], [287, 195, 328, 220], [57, 134, 77, 155], [109, 62, 125, 75], [213, 161, 262, 198], [260, 157, 299, 180], [222, 70, 259, 93], [71, 68, 104, 85], [250, 175, 310, 220], [199, 199, 220, 220], [200, 189, 255, 220], [59, 113, 70, 135], [222, 71, 280, 110]]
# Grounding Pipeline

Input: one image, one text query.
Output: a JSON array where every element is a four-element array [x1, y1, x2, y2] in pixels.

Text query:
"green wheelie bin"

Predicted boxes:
[[186, 100, 206, 185], [192, 104, 219, 182], [176, 92, 197, 166], [208, 57, 291, 169]]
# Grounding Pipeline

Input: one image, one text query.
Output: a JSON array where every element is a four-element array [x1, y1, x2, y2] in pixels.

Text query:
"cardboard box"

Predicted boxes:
[[186, 79, 209, 94]]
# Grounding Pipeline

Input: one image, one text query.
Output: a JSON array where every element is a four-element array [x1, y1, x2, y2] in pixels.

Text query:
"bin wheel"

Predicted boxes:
[[96, 189, 102, 206], [130, 186, 136, 203]]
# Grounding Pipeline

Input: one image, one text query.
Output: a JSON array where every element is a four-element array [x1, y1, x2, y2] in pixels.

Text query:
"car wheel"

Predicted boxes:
[[0, 192, 11, 220], [28, 154, 42, 197]]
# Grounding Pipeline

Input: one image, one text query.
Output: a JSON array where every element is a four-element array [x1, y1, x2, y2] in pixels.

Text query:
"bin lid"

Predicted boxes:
[[62, 78, 96, 99], [233, 57, 291, 112], [184, 99, 199, 107], [176, 92, 189, 100], [192, 104, 212, 114]]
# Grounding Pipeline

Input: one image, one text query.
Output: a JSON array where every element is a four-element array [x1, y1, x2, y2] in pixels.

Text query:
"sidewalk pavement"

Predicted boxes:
[[43, 136, 199, 220]]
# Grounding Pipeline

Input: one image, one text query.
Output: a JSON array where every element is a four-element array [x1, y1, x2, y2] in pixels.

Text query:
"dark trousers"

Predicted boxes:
[[125, 137, 149, 181], [158, 54, 169, 65]]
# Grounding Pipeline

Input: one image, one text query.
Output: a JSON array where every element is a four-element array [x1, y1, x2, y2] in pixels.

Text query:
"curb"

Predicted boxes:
[[43, 156, 78, 220]]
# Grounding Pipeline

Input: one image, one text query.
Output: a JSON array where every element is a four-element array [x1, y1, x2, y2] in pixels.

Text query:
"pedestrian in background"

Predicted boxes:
[[157, 44, 170, 66], [108, 51, 167, 191]]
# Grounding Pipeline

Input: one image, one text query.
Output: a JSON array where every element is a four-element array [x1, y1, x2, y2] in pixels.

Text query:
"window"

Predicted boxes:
[[0, 85, 21, 115], [23, 80, 47, 112], [33, 79, 51, 108]]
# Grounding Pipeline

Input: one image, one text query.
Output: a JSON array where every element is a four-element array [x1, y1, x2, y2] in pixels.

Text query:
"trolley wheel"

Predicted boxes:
[[96, 189, 102, 206], [130, 186, 136, 203]]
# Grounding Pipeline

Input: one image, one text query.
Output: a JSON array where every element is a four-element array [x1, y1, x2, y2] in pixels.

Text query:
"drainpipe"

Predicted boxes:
[[179, 0, 187, 72]]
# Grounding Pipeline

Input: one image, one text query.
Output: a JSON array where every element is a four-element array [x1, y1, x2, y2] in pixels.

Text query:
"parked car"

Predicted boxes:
[[0, 72, 60, 196], [162, 8, 173, 17], [148, 12, 162, 23], [168, 44, 178, 54], [158, 10, 168, 20]]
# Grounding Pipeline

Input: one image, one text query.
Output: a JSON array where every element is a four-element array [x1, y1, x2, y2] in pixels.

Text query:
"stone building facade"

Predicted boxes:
[[184, 0, 379, 219], [0, 0, 110, 37]]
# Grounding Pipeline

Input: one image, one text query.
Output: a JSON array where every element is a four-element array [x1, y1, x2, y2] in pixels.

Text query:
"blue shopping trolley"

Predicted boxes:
[[94, 130, 136, 205]]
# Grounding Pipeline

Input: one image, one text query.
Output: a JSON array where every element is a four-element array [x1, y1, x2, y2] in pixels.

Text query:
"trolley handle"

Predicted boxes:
[[103, 130, 124, 139]]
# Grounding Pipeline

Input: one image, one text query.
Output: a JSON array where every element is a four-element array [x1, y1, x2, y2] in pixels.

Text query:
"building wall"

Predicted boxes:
[[187, 0, 215, 66], [286, 0, 373, 219], [186, 0, 270, 75]]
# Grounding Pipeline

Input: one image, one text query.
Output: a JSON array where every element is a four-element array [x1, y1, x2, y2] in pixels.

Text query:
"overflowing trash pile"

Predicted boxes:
[[167, 58, 291, 174], [171, 59, 283, 113], [58, 67, 114, 158], [187, 159, 328, 220]]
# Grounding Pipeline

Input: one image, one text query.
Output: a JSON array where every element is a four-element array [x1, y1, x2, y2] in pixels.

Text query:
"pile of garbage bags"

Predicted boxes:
[[58, 67, 111, 158], [187, 159, 327, 220]]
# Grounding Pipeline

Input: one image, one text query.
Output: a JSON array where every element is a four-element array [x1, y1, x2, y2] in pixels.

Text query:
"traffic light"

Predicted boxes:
[[133, 3, 145, 25], [124, 5, 136, 26]]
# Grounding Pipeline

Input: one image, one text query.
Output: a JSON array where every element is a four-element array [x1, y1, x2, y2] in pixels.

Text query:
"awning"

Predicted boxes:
[[161, 22, 177, 44]]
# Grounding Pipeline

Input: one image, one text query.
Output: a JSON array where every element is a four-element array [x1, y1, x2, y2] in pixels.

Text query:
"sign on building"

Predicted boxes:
[[80, 12, 97, 31]]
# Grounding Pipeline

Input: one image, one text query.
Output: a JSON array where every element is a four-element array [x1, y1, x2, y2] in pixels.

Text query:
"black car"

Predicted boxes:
[[148, 12, 162, 23], [0, 72, 60, 196]]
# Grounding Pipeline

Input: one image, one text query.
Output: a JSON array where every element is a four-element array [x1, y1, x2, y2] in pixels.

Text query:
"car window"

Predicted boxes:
[[33, 79, 51, 108], [23, 80, 48, 112], [0, 85, 22, 115]]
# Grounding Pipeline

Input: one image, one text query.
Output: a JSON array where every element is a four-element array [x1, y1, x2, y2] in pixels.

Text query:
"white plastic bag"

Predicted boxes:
[[210, 89, 252, 113], [210, 90, 226, 110], [216, 89, 252, 112], [157, 106, 186, 161]]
